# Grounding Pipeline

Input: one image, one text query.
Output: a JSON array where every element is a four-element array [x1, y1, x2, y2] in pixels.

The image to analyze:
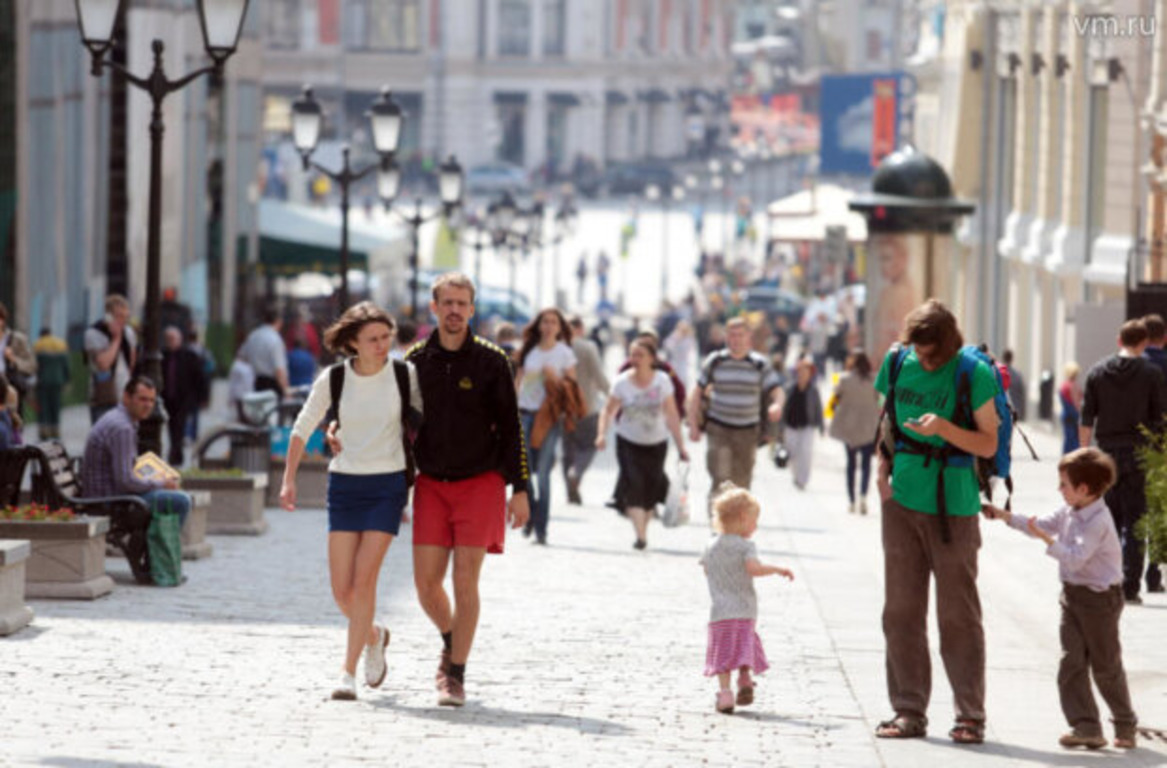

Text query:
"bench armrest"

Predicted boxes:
[[69, 494, 151, 516]]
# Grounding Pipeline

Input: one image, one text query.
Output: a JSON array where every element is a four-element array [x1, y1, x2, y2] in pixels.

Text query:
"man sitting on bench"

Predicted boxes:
[[82, 377, 190, 542]]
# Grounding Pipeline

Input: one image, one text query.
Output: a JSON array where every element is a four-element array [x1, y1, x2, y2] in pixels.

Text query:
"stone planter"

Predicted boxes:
[[0, 517, 115, 600], [181, 491, 214, 560], [0, 540, 34, 635], [268, 458, 329, 509], [181, 474, 269, 536]]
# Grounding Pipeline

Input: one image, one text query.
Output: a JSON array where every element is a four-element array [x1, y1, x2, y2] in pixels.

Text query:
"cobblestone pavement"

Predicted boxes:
[[4, 397, 1167, 766]]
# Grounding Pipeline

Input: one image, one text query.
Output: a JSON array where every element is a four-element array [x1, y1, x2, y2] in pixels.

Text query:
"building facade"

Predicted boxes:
[[8, 0, 262, 352], [259, 0, 736, 175], [909, 0, 1156, 412]]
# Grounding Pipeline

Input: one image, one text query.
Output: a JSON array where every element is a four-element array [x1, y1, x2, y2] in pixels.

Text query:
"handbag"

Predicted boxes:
[[662, 460, 690, 528], [147, 497, 184, 587], [772, 442, 790, 469]]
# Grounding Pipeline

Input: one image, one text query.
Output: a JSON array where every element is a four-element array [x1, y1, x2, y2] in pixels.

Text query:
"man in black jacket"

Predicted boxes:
[[1081, 318, 1165, 602], [161, 326, 205, 466], [406, 273, 530, 707]]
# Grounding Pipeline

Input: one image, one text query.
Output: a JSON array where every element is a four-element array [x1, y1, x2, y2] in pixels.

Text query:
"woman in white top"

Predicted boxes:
[[282, 302, 422, 702], [596, 335, 688, 550], [515, 308, 578, 545]]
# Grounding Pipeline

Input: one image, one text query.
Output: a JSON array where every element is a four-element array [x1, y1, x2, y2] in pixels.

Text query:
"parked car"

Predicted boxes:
[[603, 162, 677, 196], [742, 285, 807, 328], [465, 163, 531, 197]]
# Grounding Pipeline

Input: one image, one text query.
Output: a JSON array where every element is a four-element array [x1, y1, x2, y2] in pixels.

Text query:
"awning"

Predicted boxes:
[[255, 199, 407, 276], [549, 92, 581, 107], [766, 183, 869, 243], [606, 90, 630, 105], [638, 88, 672, 104], [493, 91, 528, 105]]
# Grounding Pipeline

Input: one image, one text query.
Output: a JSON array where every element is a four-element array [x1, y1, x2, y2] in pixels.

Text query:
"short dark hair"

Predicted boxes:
[[1001, 349, 1014, 365], [324, 301, 396, 356], [125, 376, 157, 397], [901, 299, 964, 363], [396, 319, 418, 346], [262, 307, 280, 325], [1143, 314, 1165, 342], [1058, 447, 1117, 497], [1119, 319, 1148, 348]]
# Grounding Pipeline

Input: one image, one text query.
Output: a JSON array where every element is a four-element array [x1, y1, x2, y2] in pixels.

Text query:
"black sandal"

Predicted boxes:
[[949, 719, 985, 744], [875, 715, 928, 739]]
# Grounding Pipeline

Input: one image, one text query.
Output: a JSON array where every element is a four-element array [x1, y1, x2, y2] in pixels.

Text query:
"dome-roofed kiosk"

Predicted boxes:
[[849, 147, 976, 358]]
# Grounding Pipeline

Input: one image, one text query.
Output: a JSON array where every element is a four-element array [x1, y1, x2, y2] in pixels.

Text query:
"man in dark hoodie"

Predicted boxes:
[[1080, 318, 1165, 603], [1142, 313, 1167, 592]]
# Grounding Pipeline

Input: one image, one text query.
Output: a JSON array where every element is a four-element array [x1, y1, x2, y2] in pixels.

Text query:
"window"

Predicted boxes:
[[543, 0, 566, 56], [345, 0, 421, 51], [267, 0, 301, 49], [499, 0, 532, 57]]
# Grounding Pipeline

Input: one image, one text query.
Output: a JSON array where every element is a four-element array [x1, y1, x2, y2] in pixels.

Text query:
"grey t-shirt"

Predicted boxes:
[[699, 534, 758, 622]]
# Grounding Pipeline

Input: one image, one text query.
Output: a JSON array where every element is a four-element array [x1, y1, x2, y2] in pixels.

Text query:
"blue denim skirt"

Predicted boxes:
[[326, 471, 408, 535]]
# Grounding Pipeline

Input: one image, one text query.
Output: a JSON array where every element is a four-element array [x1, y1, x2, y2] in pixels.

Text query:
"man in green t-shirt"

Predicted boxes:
[[871, 300, 1000, 746]]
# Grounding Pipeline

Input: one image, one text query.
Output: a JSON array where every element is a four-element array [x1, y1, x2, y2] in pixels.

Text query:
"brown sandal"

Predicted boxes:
[[949, 719, 985, 744], [875, 715, 928, 739]]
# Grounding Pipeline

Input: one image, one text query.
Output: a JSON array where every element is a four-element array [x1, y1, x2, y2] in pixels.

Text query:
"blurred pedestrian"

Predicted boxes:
[[700, 484, 794, 714], [596, 335, 687, 550], [287, 339, 317, 389], [391, 319, 419, 361], [1080, 319, 1164, 602], [1059, 362, 1083, 455], [0, 302, 35, 418], [575, 252, 588, 307], [515, 308, 578, 545], [687, 318, 783, 507], [0, 373, 17, 449], [780, 359, 824, 490], [562, 316, 610, 505], [1001, 349, 1026, 421], [663, 319, 697, 390], [828, 350, 880, 513], [228, 348, 256, 424], [85, 294, 137, 425], [240, 308, 288, 397], [282, 302, 421, 701], [184, 328, 216, 444], [1143, 314, 1167, 400], [161, 326, 205, 467], [32, 328, 70, 440]]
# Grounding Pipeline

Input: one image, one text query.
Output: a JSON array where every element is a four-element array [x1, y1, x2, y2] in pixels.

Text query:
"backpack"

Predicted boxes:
[[881, 344, 1035, 543], [327, 359, 420, 487]]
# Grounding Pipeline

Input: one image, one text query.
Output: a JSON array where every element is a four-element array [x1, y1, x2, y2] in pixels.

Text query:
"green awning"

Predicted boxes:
[[257, 236, 369, 276]]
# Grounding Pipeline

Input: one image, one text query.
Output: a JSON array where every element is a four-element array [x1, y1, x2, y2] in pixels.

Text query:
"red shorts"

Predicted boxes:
[[412, 472, 507, 554]]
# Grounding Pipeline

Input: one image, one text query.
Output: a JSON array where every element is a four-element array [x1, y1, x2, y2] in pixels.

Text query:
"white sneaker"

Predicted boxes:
[[859, 498, 868, 516], [364, 624, 390, 688], [332, 673, 357, 701]]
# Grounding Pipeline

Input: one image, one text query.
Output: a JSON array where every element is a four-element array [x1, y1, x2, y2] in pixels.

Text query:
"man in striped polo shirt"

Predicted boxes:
[[687, 317, 783, 503]]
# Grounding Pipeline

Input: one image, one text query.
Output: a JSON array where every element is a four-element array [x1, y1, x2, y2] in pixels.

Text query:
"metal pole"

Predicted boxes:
[[339, 147, 351, 309], [140, 47, 167, 456], [410, 199, 422, 320]]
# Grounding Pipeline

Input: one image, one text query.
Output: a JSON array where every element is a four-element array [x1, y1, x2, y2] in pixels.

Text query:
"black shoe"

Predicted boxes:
[[522, 523, 532, 538], [1147, 584, 1165, 594], [1125, 593, 1143, 605], [535, 535, 548, 546], [633, 539, 646, 550], [566, 475, 582, 505]]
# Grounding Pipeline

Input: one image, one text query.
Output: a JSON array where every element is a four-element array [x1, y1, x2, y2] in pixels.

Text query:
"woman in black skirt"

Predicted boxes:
[[596, 335, 688, 549], [281, 302, 421, 701]]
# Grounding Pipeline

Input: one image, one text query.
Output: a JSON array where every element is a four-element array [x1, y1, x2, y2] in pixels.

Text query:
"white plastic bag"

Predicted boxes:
[[662, 460, 690, 528]]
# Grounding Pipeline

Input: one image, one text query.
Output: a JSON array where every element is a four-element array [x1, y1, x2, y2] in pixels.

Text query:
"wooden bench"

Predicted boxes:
[[6, 442, 154, 584]]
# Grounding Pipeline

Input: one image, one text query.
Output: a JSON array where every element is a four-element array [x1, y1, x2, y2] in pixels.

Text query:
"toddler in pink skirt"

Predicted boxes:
[[699, 483, 794, 714]]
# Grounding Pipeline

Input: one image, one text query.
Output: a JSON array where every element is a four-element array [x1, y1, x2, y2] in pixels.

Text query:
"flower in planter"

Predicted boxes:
[[0, 503, 77, 522]]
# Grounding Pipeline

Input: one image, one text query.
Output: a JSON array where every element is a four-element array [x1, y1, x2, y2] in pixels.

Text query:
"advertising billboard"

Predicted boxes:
[[819, 73, 915, 176]]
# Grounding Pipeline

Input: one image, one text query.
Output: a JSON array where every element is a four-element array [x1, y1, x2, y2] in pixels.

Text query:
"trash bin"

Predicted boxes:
[[229, 427, 271, 474], [1039, 369, 1054, 421]]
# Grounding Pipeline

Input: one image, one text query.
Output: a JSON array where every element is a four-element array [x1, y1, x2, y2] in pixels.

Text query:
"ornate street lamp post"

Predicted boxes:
[[292, 86, 403, 310], [75, 0, 250, 455], [378, 155, 465, 320]]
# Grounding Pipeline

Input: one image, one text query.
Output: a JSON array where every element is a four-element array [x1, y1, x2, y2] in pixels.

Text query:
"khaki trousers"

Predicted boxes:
[[705, 421, 759, 496], [1058, 584, 1137, 737], [881, 498, 985, 723]]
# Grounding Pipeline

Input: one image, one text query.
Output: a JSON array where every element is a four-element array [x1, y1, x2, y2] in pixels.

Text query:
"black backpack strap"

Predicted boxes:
[[327, 362, 345, 428], [392, 359, 417, 487]]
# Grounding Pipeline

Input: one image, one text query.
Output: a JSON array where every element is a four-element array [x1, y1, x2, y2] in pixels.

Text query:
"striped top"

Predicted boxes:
[[697, 350, 781, 428], [81, 404, 160, 497]]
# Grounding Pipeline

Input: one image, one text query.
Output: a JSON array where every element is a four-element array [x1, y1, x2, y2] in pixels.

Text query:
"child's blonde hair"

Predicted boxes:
[[711, 482, 760, 534]]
